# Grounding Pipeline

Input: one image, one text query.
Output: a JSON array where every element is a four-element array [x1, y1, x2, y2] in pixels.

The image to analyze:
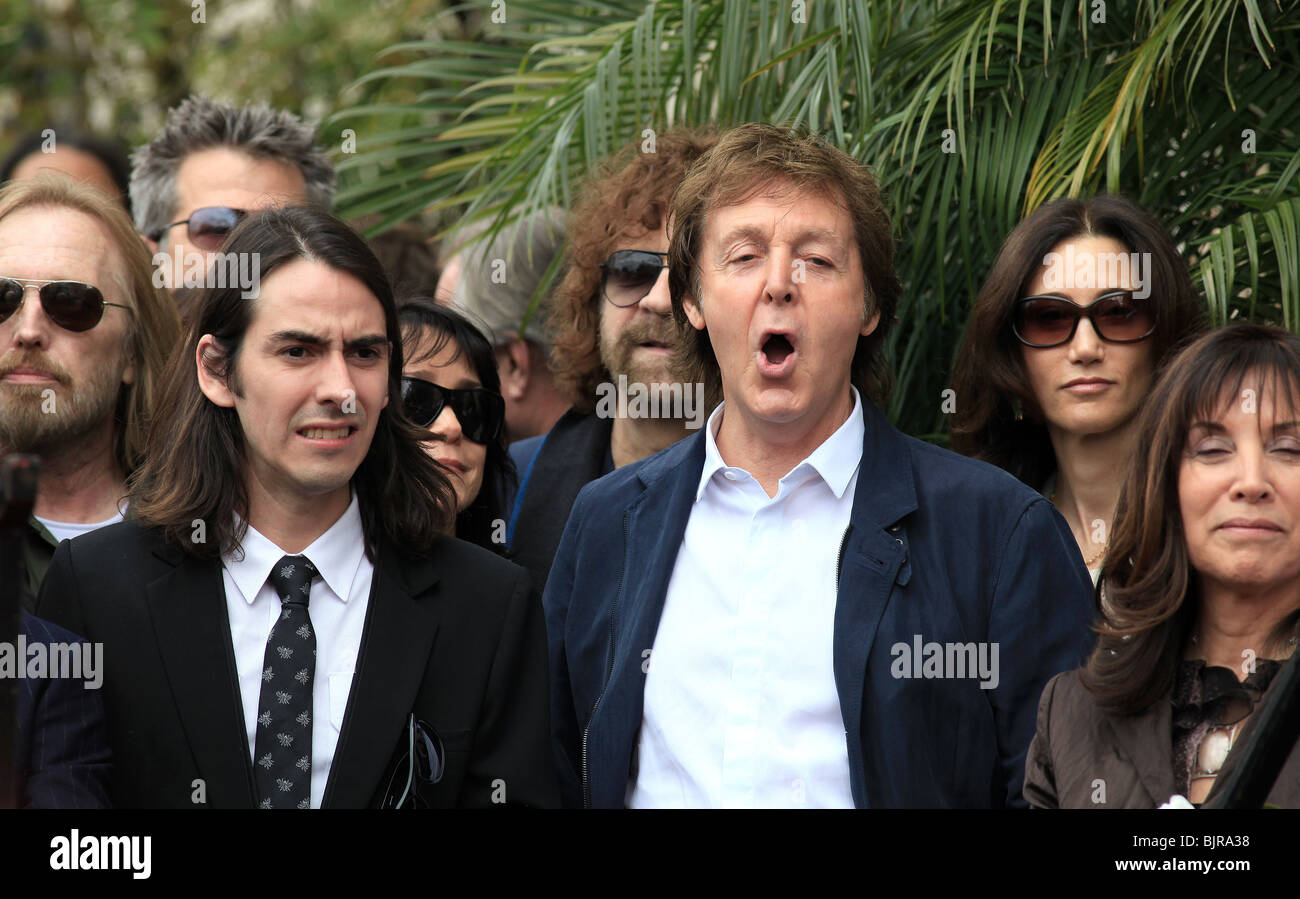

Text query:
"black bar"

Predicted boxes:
[[0, 454, 40, 810]]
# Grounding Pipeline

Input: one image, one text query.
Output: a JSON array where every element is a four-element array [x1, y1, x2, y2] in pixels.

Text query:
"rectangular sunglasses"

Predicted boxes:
[[400, 376, 505, 445], [0, 277, 133, 332], [149, 205, 247, 252], [600, 249, 669, 307], [1012, 290, 1156, 348]]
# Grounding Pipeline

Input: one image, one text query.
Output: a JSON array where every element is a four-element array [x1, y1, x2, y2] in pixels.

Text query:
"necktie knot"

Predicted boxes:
[[270, 554, 319, 607]]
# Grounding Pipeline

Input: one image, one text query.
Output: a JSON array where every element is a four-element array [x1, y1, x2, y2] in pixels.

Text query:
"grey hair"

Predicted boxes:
[[449, 208, 567, 349], [129, 94, 335, 239]]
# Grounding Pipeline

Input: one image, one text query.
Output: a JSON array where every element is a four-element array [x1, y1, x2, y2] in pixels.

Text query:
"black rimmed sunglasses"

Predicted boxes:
[[149, 205, 248, 251], [400, 376, 505, 445], [600, 249, 669, 307], [380, 715, 445, 810], [0, 277, 133, 332], [1012, 290, 1156, 348]]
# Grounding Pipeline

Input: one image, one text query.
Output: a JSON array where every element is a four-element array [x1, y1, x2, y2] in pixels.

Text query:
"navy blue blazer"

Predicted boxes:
[[16, 614, 112, 809], [543, 399, 1096, 808]]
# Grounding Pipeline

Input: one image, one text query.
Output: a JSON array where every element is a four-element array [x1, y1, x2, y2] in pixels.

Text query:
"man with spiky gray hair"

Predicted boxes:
[[130, 95, 335, 303]]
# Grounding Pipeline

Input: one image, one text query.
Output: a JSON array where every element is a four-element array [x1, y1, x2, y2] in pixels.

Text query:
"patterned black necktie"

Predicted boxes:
[[253, 554, 319, 809]]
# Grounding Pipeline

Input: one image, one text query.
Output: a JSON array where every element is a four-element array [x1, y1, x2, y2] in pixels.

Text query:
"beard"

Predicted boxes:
[[599, 312, 680, 392], [0, 350, 127, 456]]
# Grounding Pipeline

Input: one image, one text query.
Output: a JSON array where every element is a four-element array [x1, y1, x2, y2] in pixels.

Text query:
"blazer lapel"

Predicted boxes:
[[322, 542, 440, 808], [835, 401, 917, 807], [1104, 700, 1178, 805], [589, 433, 703, 804], [145, 548, 257, 808]]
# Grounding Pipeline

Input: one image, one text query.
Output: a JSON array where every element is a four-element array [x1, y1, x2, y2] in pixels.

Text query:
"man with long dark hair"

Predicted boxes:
[[36, 206, 556, 808]]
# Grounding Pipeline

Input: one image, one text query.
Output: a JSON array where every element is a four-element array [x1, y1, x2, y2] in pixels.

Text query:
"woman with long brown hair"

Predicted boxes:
[[951, 196, 1205, 580], [1024, 323, 1300, 807]]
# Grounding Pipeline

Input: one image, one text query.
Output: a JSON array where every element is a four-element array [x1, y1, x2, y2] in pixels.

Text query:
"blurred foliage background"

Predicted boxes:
[[0, 0, 459, 155], [4, 0, 1299, 440]]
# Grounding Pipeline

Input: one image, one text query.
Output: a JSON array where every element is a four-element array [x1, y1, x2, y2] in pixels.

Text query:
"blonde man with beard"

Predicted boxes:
[[0, 176, 180, 608]]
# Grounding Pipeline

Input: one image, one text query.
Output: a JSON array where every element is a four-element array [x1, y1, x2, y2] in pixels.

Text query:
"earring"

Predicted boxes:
[[1011, 396, 1024, 421]]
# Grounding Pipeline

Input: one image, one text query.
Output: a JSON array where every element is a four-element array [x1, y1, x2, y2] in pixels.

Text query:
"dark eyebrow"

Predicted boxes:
[[1272, 420, 1300, 433], [1188, 421, 1225, 433], [345, 335, 389, 352], [266, 331, 389, 351], [267, 330, 327, 347]]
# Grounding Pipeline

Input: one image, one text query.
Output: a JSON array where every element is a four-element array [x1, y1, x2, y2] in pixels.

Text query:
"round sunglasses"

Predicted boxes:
[[0, 277, 133, 332], [1012, 290, 1156, 348], [400, 376, 505, 445], [149, 205, 248, 252], [600, 249, 669, 307]]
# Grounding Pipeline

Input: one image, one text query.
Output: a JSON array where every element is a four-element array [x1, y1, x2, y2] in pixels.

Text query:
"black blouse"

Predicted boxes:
[[1171, 658, 1282, 798]]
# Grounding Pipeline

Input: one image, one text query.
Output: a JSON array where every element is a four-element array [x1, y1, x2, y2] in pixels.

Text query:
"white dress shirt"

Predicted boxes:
[[222, 491, 372, 809], [627, 389, 865, 808]]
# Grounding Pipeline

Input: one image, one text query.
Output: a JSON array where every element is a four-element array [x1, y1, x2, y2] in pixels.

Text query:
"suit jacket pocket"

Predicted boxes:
[[434, 726, 474, 753]]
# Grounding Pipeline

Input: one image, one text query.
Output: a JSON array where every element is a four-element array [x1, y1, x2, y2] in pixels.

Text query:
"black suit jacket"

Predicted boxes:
[[16, 613, 112, 809], [35, 520, 558, 808]]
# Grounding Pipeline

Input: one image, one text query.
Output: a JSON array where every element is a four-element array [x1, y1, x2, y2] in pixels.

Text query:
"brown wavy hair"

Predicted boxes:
[[128, 206, 456, 559], [0, 176, 181, 473], [547, 129, 716, 412], [950, 195, 1206, 488], [1081, 323, 1300, 715], [667, 123, 901, 409]]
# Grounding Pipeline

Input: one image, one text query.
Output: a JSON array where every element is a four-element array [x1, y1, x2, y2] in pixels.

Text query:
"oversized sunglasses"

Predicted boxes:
[[600, 250, 669, 307], [149, 205, 247, 251], [0, 277, 133, 332], [380, 715, 445, 810], [1012, 290, 1156, 348], [400, 376, 505, 444]]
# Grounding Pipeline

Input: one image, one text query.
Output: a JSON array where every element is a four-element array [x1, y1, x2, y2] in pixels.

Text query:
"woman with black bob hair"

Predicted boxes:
[[398, 297, 516, 554], [951, 195, 1206, 580]]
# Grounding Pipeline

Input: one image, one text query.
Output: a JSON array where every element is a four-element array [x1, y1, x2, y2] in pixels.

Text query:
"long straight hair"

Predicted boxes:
[[950, 195, 1206, 488], [128, 205, 456, 559], [1082, 323, 1300, 714], [398, 297, 517, 554]]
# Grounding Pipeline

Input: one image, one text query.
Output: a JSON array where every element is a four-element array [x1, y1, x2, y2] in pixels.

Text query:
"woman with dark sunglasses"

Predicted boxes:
[[398, 297, 516, 554], [951, 195, 1206, 580]]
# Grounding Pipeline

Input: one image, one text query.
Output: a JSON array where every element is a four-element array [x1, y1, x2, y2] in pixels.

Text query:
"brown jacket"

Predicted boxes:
[[1024, 669, 1300, 808]]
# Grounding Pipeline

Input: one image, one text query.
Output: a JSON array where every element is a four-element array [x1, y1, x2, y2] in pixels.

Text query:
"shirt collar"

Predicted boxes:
[[223, 490, 366, 606], [696, 387, 865, 501]]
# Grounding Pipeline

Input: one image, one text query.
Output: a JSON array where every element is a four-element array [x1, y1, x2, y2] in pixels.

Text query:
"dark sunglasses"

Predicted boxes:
[[380, 715, 445, 810], [600, 250, 668, 307], [400, 376, 504, 444], [1012, 290, 1156, 348], [0, 277, 133, 332], [150, 205, 247, 251]]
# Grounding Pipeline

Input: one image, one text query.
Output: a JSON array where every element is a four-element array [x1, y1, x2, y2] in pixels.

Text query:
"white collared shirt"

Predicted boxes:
[[627, 389, 864, 808], [222, 491, 372, 809]]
